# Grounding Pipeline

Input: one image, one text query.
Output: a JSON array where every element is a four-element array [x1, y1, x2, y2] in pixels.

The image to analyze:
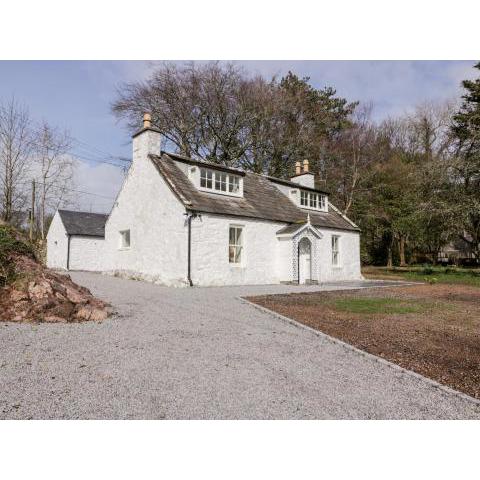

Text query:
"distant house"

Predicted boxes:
[[47, 114, 362, 286], [438, 235, 478, 266], [47, 210, 108, 271]]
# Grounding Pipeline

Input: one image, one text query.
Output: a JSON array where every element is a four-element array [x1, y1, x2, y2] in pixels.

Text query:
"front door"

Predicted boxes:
[[298, 238, 312, 284]]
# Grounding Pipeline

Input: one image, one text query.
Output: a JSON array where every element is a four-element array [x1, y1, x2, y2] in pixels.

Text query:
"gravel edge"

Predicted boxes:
[[239, 297, 480, 408]]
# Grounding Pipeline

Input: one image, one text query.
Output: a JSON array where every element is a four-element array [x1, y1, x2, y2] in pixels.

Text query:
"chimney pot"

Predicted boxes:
[[295, 161, 301, 175], [143, 113, 152, 129], [303, 159, 309, 173]]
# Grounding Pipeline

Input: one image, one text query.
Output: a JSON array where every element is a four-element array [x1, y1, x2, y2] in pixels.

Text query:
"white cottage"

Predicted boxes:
[[47, 115, 362, 286]]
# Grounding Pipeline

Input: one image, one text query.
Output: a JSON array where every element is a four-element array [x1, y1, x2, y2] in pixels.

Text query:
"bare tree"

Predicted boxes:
[[34, 120, 74, 239], [0, 98, 34, 222], [327, 103, 376, 215], [112, 62, 355, 176]]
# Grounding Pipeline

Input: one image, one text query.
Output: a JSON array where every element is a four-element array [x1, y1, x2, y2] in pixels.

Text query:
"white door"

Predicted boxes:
[[298, 238, 312, 284]]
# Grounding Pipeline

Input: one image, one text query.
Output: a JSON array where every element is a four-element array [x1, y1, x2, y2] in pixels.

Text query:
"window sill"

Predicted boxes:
[[299, 205, 328, 213], [118, 247, 131, 251], [332, 265, 343, 269], [198, 186, 243, 198], [229, 263, 245, 268]]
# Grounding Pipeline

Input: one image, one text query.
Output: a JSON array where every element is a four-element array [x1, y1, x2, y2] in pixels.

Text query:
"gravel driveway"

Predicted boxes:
[[1, 272, 479, 419]]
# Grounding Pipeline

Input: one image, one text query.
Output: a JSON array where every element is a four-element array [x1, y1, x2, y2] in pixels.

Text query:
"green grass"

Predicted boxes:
[[331, 297, 425, 315], [363, 265, 480, 287], [403, 271, 480, 287]]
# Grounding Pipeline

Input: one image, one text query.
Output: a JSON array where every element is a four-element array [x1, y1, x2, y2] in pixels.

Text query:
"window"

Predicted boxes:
[[229, 175, 240, 193], [300, 190, 308, 206], [299, 190, 327, 211], [120, 230, 130, 249], [200, 168, 213, 189], [215, 171, 227, 192], [199, 167, 241, 195], [229, 226, 243, 264], [332, 235, 340, 266]]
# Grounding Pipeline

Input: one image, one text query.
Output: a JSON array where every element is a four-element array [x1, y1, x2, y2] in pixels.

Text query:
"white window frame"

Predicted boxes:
[[229, 225, 244, 265], [198, 167, 242, 197], [299, 190, 327, 212], [119, 229, 131, 250], [332, 235, 340, 266]]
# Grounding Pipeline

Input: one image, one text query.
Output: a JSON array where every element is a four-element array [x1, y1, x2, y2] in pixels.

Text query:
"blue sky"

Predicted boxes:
[[0, 60, 477, 212]]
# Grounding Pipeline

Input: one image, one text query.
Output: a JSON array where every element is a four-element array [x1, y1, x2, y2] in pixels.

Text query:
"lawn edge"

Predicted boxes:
[[239, 296, 480, 408]]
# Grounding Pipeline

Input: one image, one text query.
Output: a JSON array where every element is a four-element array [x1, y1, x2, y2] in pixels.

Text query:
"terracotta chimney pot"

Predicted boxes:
[[295, 161, 301, 175], [303, 159, 309, 173], [143, 113, 152, 129]]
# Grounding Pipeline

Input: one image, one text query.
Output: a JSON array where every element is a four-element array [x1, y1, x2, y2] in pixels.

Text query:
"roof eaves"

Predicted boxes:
[[328, 203, 361, 231]]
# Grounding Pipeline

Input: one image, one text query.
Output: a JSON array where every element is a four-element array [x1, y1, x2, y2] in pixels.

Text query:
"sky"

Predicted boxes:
[[0, 60, 477, 213]]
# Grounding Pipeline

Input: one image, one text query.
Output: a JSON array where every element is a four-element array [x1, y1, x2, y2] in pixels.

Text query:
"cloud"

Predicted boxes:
[[69, 159, 126, 213]]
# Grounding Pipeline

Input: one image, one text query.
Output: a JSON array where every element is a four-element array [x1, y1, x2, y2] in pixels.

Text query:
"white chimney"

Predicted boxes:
[[132, 113, 162, 164], [290, 159, 315, 188]]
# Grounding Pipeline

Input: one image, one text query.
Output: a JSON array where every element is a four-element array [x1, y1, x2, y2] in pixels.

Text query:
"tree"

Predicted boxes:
[[112, 62, 355, 177], [450, 62, 480, 260], [324, 103, 376, 215], [0, 98, 34, 223], [34, 121, 74, 239]]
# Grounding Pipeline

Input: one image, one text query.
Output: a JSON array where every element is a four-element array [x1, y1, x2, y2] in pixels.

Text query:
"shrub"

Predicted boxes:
[[422, 266, 434, 275], [0, 225, 35, 286]]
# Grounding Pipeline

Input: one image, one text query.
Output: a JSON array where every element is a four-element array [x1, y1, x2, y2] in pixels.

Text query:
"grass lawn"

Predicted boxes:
[[247, 283, 480, 400], [363, 265, 480, 287]]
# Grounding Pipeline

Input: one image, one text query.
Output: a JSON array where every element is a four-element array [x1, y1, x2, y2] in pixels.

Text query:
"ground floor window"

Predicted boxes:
[[332, 235, 340, 265], [119, 229, 130, 249], [229, 226, 243, 264]]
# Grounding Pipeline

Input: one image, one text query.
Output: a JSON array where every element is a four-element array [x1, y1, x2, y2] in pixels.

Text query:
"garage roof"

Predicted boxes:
[[58, 210, 108, 237]]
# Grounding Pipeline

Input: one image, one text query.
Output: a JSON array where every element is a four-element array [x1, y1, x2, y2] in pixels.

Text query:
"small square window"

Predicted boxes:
[[120, 230, 130, 249]]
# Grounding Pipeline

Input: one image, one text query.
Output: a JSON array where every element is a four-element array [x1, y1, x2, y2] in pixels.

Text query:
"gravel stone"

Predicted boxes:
[[0, 272, 479, 419]]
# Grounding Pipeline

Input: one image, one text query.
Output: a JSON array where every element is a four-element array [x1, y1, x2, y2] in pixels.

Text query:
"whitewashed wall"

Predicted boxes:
[[315, 228, 362, 282], [69, 236, 106, 271], [103, 132, 188, 286], [46, 211, 68, 270], [190, 214, 285, 286], [190, 214, 361, 286]]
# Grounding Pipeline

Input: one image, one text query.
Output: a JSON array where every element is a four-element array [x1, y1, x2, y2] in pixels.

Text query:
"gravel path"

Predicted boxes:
[[1, 272, 479, 419]]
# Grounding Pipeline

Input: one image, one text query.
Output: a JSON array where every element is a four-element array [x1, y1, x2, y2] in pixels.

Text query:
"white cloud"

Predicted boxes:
[[70, 159, 126, 213]]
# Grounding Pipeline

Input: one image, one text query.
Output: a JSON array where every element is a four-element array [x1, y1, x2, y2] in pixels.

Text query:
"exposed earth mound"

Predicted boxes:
[[0, 223, 111, 323]]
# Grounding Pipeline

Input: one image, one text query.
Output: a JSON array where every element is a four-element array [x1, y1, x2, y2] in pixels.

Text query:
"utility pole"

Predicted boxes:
[[29, 179, 35, 241]]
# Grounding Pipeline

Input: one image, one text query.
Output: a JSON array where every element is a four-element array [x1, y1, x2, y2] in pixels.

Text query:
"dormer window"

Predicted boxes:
[[299, 190, 327, 212], [199, 167, 241, 196]]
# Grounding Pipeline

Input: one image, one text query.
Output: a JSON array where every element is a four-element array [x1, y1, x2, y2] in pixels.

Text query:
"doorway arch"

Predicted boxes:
[[298, 237, 312, 284]]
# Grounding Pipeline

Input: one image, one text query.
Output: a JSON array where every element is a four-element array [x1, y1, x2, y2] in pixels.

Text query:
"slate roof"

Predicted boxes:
[[150, 153, 359, 232], [58, 210, 108, 237], [276, 223, 309, 235]]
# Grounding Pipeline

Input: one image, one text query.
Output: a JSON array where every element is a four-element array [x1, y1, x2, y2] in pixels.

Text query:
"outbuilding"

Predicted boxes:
[[46, 209, 107, 271]]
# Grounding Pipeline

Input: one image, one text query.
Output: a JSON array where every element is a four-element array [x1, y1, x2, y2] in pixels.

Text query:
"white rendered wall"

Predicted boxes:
[[315, 228, 362, 282], [190, 214, 285, 286], [69, 236, 106, 271], [189, 214, 361, 286], [103, 144, 188, 286], [46, 211, 68, 269]]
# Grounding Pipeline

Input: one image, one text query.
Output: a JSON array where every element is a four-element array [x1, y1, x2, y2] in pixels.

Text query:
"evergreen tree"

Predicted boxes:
[[451, 62, 480, 260]]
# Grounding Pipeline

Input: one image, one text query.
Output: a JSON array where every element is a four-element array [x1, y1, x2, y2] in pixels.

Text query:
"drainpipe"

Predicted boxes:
[[66, 234, 71, 271], [185, 212, 197, 286]]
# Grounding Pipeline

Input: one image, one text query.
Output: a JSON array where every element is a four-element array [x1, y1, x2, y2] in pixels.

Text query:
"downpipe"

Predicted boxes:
[[185, 211, 198, 287]]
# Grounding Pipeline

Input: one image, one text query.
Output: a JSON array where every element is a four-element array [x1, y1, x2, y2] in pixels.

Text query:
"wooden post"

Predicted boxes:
[[29, 179, 35, 241]]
